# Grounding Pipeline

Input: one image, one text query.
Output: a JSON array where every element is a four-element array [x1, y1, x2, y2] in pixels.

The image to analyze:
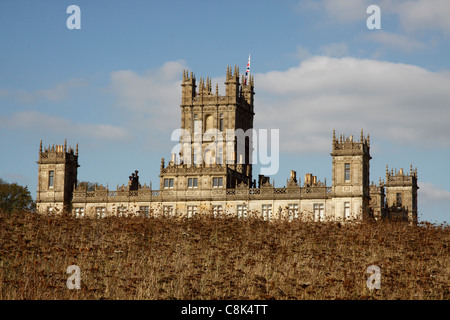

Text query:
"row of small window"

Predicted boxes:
[[73, 206, 209, 218], [73, 203, 355, 220], [163, 177, 223, 189], [73, 204, 300, 219], [73, 206, 151, 218], [315, 202, 352, 221], [162, 205, 224, 217], [236, 204, 300, 220]]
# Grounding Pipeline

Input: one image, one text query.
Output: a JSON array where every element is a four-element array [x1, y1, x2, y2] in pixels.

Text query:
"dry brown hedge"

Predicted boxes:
[[0, 211, 448, 300]]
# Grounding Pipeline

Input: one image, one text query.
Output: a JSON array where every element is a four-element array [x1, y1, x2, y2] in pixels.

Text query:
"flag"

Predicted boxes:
[[244, 54, 251, 85]]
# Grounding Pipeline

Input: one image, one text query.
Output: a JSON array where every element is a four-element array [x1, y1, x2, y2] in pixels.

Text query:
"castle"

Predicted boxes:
[[36, 65, 419, 222]]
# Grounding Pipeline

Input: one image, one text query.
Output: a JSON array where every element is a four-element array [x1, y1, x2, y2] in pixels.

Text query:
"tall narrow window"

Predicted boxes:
[[344, 202, 351, 220], [313, 203, 325, 221], [219, 113, 224, 131], [212, 205, 223, 217], [164, 178, 174, 189], [139, 206, 149, 218], [288, 203, 299, 221], [213, 177, 223, 188], [117, 205, 126, 217], [193, 148, 198, 165], [396, 193, 402, 207], [193, 114, 199, 133], [96, 207, 106, 219], [188, 178, 198, 188], [74, 207, 84, 218], [217, 146, 223, 164], [237, 205, 247, 219], [344, 163, 350, 182], [48, 170, 54, 188], [163, 205, 173, 216], [262, 204, 272, 221], [187, 205, 197, 218]]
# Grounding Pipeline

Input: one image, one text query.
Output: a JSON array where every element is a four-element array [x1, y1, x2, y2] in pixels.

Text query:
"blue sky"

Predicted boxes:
[[1, 0, 449, 223]]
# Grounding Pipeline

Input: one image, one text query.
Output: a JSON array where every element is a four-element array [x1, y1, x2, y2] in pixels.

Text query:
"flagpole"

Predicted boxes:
[[245, 54, 251, 85], [248, 54, 251, 79]]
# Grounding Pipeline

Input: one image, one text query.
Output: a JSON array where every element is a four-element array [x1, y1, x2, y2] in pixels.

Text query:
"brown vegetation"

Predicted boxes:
[[0, 211, 448, 300]]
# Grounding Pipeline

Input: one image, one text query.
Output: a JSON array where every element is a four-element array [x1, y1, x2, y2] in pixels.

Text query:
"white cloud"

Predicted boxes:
[[419, 182, 450, 204], [296, 0, 372, 23], [318, 42, 349, 57], [364, 31, 427, 52], [294, 45, 312, 60], [297, 0, 450, 35], [37, 79, 85, 102], [0, 111, 131, 142], [254, 56, 450, 152], [392, 0, 450, 34], [109, 60, 187, 132], [322, 0, 371, 23], [0, 79, 85, 103]]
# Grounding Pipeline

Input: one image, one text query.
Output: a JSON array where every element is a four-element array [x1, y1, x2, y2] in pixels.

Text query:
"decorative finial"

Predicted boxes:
[[39, 139, 42, 154], [64, 139, 67, 153], [76, 143, 78, 156]]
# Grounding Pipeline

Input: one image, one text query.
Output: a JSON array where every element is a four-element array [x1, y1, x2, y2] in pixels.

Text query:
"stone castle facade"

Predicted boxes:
[[36, 65, 419, 222]]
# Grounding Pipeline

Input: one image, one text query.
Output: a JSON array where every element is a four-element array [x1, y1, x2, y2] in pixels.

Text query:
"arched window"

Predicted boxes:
[[205, 114, 213, 132]]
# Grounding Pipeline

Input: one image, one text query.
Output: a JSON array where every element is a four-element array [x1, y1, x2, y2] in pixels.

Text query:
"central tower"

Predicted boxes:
[[160, 65, 255, 191]]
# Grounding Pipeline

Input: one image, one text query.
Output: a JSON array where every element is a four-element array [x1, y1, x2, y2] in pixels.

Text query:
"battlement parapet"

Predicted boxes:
[[72, 184, 332, 204], [331, 130, 370, 156], [38, 139, 79, 165], [385, 165, 418, 187], [181, 65, 254, 110]]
